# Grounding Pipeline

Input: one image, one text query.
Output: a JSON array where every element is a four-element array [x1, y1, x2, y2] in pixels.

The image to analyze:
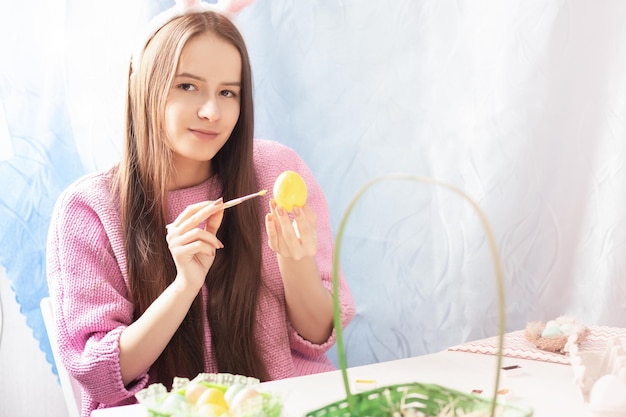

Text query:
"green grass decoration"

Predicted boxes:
[[330, 174, 510, 417]]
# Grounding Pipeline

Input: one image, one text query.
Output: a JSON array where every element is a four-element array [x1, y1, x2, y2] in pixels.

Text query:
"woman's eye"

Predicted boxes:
[[178, 83, 197, 91], [220, 90, 237, 98]]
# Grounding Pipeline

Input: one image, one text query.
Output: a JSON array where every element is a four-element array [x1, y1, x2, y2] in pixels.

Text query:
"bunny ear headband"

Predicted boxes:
[[131, 0, 255, 72]]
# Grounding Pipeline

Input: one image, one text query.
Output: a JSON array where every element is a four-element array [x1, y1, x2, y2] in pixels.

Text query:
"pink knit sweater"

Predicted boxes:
[[46, 139, 355, 417]]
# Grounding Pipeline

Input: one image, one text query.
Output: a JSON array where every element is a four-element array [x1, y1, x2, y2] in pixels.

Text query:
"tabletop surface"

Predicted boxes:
[[91, 349, 596, 417]]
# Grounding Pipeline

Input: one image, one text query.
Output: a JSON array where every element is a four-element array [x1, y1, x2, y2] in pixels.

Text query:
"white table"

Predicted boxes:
[[92, 350, 593, 417]]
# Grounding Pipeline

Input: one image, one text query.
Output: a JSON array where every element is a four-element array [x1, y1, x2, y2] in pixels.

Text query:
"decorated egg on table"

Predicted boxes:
[[229, 386, 261, 414], [541, 324, 562, 338], [273, 170, 308, 212], [159, 392, 190, 414], [545, 320, 559, 328], [224, 383, 246, 404], [184, 381, 208, 404], [559, 322, 575, 335], [589, 374, 626, 412], [195, 387, 228, 409]]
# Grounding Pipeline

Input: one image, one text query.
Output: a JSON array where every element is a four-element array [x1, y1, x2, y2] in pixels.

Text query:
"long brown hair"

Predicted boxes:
[[115, 10, 269, 385]]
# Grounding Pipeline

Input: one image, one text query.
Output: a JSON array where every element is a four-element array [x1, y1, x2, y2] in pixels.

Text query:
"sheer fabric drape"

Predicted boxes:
[[1, 0, 625, 370]]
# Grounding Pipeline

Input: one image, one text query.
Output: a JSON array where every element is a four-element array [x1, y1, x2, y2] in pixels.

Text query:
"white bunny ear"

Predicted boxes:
[[176, 0, 201, 8], [215, 0, 256, 14], [132, 0, 254, 73]]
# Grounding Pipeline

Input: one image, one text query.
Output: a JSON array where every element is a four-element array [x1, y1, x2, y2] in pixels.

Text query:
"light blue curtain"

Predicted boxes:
[[238, 0, 626, 367], [0, 0, 85, 376], [2, 0, 626, 377]]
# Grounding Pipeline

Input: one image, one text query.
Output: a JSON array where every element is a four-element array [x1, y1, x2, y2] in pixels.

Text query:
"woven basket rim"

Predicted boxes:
[[306, 381, 533, 417]]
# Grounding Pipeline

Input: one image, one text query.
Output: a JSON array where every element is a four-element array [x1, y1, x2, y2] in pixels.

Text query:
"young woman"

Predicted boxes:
[[46, 2, 355, 415]]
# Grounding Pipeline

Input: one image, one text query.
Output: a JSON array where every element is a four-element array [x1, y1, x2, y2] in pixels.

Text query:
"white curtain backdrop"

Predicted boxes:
[[2, 0, 626, 381]]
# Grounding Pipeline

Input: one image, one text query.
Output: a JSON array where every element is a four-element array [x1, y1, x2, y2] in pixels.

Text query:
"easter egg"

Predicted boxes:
[[589, 374, 626, 411], [545, 320, 559, 328], [229, 386, 261, 414], [197, 403, 228, 417], [159, 392, 188, 414], [559, 322, 575, 335], [224, 383, 246, 405], [185, 382, 208, 404], [541, 326, 562, 338], [196, 387, 229, 411], [273, 171, 307, 212]]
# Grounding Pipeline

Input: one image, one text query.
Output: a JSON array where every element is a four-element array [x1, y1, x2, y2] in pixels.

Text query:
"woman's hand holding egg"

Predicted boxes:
[[266, 171, 317, 260]]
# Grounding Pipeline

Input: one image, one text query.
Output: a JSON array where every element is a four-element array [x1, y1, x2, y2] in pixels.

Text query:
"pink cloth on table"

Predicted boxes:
[[448, 325, 626, 365]]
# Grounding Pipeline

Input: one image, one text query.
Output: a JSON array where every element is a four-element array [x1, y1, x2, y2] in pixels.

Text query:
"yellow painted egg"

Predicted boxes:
[[196, 387, 229, 411], [273, 170, 308, 212]]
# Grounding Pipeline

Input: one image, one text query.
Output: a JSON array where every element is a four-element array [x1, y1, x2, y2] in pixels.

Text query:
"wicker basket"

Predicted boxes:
[[306, 382, 532, 417], [317, 174, 535, 417]]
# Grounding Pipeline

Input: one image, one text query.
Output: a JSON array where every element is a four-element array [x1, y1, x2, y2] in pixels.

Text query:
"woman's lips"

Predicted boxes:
[[190, 128, 219, 140]]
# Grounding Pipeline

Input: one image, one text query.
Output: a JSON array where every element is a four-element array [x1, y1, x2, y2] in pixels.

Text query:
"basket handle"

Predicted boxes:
[[331, 174, 506, 417]]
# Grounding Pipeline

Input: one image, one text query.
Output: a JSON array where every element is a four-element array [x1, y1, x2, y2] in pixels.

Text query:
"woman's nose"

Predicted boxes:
[[198, 97, 220, 122]]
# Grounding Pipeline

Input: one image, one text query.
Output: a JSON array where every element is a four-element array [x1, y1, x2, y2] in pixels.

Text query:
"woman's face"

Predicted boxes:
[[164, 32, 242, 184]]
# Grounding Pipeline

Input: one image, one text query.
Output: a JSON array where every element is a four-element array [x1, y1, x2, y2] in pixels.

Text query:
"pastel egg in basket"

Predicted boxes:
[[524, 315, 589, 354]]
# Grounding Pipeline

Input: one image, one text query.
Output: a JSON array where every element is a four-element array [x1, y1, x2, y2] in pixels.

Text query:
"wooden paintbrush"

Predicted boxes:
[[222, 189, 267, 209]]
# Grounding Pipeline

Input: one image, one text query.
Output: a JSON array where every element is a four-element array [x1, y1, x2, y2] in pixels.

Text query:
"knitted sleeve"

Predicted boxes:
[[46, 172, 150, 409]]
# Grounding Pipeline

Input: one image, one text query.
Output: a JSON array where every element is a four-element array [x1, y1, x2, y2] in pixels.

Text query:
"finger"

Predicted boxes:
[[173, 198, 224, 232], [291, 207, 317, 256], [299, 203, 317, 225], [169, 200, 214, 228], [204, 207, 224, 236], [167, 227, 224, 251], [291, 205, 317, 240], [265, 200, 282, 253], [265, 213, 280, 253], [169, 240, 218, 270], [268, 199, 285, 234], [169, 238, 217, 258], [274, 202, 301, 248]]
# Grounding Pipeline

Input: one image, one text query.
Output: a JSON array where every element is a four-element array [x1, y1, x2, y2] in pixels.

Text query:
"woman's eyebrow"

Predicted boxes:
[[174, 72, 241, 87], [175, 72, 205, 81]]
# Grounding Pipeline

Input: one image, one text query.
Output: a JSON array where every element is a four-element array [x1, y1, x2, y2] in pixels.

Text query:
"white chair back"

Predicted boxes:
[[40, 297, 82, 417]]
